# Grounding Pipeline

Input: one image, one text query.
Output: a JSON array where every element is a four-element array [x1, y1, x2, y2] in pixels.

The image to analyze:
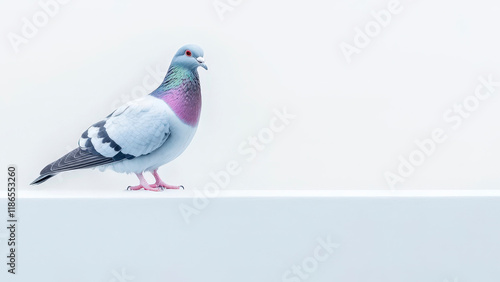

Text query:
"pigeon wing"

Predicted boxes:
[[79, 98, 171, 161], [32, 98, 170, 184]]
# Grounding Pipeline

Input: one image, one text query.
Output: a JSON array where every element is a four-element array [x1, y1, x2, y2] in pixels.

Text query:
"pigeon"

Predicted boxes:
[[31, 44, 208, 191]]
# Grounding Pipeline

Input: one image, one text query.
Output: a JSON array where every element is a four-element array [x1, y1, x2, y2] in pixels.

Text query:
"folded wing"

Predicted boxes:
[[31, 98, 170, 185]]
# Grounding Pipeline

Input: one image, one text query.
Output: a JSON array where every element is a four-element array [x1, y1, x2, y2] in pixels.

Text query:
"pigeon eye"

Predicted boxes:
[[185, 50, 192, 57]]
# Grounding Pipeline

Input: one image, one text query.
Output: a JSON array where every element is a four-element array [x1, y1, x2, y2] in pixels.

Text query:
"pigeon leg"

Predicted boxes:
[[127, 173, 163, 192], [151, 169, 184, 189]]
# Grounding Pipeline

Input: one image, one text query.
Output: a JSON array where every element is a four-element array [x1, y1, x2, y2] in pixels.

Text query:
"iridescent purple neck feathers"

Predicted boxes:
[[151, 66, 202, 127]]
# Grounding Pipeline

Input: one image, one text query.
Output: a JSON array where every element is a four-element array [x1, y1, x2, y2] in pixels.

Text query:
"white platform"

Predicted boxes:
[[1, 190, 500, 282]]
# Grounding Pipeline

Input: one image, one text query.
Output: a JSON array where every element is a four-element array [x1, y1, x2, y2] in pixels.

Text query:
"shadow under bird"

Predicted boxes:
[[31, 44, 208, 191]]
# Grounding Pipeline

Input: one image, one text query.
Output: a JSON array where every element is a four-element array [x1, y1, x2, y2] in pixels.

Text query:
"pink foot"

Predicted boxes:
[[143, 186, 163, 192], [152, 169, 184, 190], [127, 184, 163, 192], [151, 182, 184, 190], [127, 184, 144, 191], [127, 173, 163, 192]]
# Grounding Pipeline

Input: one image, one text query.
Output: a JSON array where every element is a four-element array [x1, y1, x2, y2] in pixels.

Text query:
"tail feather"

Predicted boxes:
[[30, 174, 56, 185], [31, 147, 115, 185]]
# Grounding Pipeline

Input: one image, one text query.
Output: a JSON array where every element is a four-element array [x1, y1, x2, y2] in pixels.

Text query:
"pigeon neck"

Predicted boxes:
[[151, 66, 202, 127]]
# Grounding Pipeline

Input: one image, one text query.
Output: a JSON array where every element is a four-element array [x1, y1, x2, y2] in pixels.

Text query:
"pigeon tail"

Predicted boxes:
[[31, 147, 116, 185], [31, 174, 57, 185]]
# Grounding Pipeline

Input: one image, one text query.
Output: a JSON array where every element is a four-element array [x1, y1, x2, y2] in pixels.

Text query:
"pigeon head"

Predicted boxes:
[[171, 44, 207, 71]]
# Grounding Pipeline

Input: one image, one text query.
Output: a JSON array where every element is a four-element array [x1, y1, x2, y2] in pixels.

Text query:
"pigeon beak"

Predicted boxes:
[[196, 57, 208, 70]]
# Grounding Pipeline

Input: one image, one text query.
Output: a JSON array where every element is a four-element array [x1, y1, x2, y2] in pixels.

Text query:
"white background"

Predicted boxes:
[[2, 0, 500, 192]]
